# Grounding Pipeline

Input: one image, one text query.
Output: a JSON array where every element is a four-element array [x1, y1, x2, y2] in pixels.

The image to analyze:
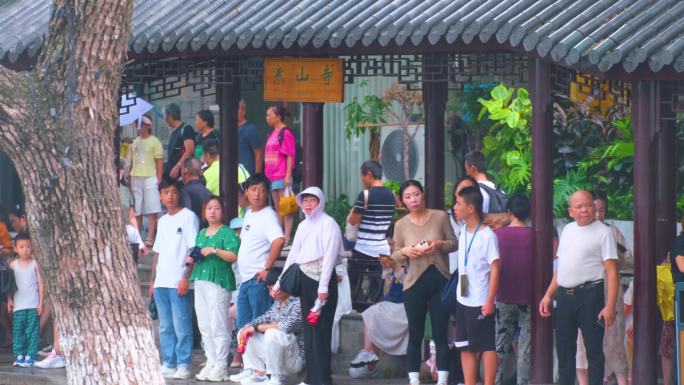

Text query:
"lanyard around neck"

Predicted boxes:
[[464, 222, 482, 269]]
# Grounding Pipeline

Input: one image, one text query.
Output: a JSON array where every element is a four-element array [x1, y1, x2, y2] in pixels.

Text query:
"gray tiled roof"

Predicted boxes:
[[2, 0, 684, 73]]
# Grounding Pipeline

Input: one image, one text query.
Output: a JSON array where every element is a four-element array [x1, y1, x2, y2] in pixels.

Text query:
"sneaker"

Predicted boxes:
[[195, 362, 214, 381], [229, 369, 254, 383], [350, 350, 379, 368], [12, 355, 24, 367], [206, 365, 228, 382], [21, 355, 35, 368], [349, 365, 370, 379], [242, 374, 269, 385], [161, 364, 176, 378], [173, 366, 192, 380], [35, 351, 66, 369]]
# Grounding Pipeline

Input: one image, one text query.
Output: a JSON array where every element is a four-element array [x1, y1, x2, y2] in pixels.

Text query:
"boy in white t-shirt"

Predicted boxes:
[[148, 179, 199, 380], [453, 186, 500, 385]]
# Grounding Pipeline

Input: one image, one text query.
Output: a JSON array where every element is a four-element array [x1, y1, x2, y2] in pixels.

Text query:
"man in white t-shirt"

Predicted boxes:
[[539, 190, 618, 385], [453, 186, 500, 385], [148, 179, 199, 380], [230, 173, 286, 383]]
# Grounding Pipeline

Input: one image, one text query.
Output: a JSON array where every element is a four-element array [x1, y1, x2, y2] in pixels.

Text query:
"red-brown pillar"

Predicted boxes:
[[301, 103, 324, 189], [217, 64, 240, 221], [422, 53, 448, 209], [529, 57, 554, 384], [632, 80, 658, 385]]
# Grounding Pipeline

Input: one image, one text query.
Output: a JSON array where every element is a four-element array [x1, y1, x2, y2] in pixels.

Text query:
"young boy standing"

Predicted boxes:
[[149, 179, 199, 380], [9, 233, 43, 368], [453, 186, 500, 385]]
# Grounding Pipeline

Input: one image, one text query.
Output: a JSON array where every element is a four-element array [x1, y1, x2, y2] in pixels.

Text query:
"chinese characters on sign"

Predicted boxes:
[[264, 58, 344, 103]]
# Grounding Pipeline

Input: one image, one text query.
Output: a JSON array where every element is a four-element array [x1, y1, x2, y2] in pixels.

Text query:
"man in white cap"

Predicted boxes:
[[128, 114, 164, 246]]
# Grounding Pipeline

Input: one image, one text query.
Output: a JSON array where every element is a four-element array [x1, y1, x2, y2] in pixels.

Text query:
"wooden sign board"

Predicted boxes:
[[263, 58, 345, 103]]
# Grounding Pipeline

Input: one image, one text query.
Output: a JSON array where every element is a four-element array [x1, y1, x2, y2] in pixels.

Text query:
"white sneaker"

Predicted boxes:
[[161, 365, 176, 378], [350, 349, 379, 368], [229, 369, 254, 383], [35, 351, 65, 369], [173, 366, 192, 380], [195, 362, 214, 381], [242, 374, 268, 385], [206, 365, 228, 382]]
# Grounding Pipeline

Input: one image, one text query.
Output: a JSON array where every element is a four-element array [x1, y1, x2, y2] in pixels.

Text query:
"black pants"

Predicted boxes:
[[555, 282, 605, 385], [300, 271, 338, 385], [348, 250, 383, 311], [403, 265, 450, 372]]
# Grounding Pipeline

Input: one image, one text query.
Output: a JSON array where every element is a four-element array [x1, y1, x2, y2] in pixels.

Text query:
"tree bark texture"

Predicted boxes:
[[0, 1, 164, 384]]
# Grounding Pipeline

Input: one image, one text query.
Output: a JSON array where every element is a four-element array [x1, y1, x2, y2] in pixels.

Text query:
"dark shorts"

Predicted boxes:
[[453, 301, 495, 352]]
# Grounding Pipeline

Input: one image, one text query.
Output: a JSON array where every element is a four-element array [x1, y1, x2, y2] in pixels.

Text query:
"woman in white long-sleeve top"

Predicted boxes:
[[276, 186, 343, 385]]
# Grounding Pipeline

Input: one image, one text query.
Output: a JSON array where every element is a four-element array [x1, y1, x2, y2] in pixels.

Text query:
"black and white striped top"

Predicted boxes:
[[352, 186, 396, 258]]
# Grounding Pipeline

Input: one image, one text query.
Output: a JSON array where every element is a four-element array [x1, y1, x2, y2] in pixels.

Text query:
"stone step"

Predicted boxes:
[[135, 253, 410, 378], [333, 313, 406, 378]]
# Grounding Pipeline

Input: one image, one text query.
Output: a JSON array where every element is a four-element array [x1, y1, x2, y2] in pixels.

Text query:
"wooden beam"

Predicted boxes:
[[302, 102, 324, 189], [217, 63, 240, 221], [632, 80, 658, 385], [422, 53, 448, 209], [529, 56, 554, 384]]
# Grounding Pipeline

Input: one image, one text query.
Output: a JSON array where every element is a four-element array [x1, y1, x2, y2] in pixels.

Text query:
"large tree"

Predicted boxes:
[[0, 1, 164, 384]]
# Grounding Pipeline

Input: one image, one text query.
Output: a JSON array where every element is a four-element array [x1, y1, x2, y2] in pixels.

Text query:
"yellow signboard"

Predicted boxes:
[[263, 58, 345, 103]]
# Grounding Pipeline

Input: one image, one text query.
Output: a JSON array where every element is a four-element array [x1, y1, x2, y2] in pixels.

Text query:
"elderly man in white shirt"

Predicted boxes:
[[539, 190, 619, 385]]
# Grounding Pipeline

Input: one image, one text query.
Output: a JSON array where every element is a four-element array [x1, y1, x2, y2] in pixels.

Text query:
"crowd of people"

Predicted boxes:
[[0, 99, 682, 385]]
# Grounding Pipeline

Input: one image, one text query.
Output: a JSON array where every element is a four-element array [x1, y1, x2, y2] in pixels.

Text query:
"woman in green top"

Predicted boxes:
[[187, 196, 240, 381]]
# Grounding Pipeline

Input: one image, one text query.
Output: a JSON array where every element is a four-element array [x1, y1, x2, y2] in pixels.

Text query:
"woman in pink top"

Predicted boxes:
[[264, 105, 296, 243]]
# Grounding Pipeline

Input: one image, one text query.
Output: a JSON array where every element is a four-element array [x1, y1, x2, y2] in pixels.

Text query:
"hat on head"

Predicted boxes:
[[140, 116, 152, 125]]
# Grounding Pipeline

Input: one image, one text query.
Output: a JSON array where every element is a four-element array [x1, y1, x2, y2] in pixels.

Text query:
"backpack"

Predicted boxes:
[[478, 182, 509, 213], [278, 128, 303, 186]]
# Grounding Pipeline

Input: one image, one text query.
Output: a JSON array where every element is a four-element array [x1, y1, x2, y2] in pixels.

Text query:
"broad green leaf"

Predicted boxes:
[[491, 84, 509, 101], [507, 111, 520, 128], [483, 136, 499, 150], [490, 109, 509, 121]]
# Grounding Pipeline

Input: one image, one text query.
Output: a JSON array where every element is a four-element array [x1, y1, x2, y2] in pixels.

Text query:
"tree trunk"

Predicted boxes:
[[369, 129, 381, 161], [0, 1, 164, 384]]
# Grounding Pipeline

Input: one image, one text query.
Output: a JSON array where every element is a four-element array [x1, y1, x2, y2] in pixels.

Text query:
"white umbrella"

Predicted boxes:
[[119, 93, 153, 127]]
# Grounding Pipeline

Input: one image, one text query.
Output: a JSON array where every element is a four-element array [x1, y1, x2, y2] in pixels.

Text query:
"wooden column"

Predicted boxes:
[[529, 57, 554, 384], [216, 64, 240, 221], [301, 102, 324, 189], [422, 53, 448, 209], [655, 84, 677, 263], [632, 80, 658, 385]]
